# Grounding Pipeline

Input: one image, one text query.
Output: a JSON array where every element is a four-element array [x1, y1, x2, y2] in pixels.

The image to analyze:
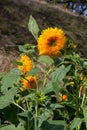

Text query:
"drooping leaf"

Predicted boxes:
[[0, 87, 18, 109], [28, 15, 40, 40], [70, 118, 82, 130], [38, 55, 54, 66], [1, 68, 21, 93]]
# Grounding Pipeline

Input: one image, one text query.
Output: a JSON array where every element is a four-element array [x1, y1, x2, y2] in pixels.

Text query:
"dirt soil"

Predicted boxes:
[[0, 0, 87, 72]]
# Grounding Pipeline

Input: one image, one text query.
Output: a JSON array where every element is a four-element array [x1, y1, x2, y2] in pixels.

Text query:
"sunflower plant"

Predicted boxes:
[[0, 15, 87, 130]]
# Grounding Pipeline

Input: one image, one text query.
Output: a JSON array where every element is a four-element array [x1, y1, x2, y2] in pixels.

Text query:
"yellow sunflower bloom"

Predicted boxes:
[[18, 55, 33, 74], [37, 27, 66, 57], [21, 76, 36, 90]]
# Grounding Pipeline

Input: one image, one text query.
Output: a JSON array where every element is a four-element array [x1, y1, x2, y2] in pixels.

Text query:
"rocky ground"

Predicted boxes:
[[0, 0, 87, 72]]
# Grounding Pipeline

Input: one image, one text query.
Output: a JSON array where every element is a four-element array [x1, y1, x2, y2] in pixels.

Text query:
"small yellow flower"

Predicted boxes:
[[37, 27, 66, 57], [18, 55, 33, 74], [69, 81, 74, 87], [21, 76, 36, 90], [59, 93, 68, 102], [72, 44, 77, 49]]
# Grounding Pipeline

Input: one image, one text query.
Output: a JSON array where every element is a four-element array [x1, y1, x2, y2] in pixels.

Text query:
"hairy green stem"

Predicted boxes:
[[81, 94, 85, 108], [43, 67, 54, 87], [34, 103, 38, 130], [34, 80, 39, 130], [12, 101, 25, 112]]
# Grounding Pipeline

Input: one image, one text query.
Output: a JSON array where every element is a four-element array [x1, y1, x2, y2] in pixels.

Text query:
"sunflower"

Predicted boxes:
[[21, 76, 36, 90], [18, 55, 33, 74], [37, 27, 66, 57]]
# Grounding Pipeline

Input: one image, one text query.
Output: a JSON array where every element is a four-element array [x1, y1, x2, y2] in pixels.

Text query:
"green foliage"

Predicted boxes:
[[52, 65, 71, 94], [38, 55, 54, 66], [52, 65, 71, 82], [18, 43, 36, 55], [26, 68, 40, 76], [0, 15, 87, 130], [1, 68, 21, 93], [0, 124, 25, 130], [0, 124, 17, 130], [42, 82, 54, 94], [0, 87, 18, 109], [82, 107, 87, 128], [40, 120, 66, 130], [70, 118, 83, 130], [28, 15, 40, 40], [18, 111, 34, 130]]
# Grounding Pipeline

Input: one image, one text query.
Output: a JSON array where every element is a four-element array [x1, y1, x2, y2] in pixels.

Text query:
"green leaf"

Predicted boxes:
[[52, 81, 61, 95], [23, 93, 35, 100], [38, 109, 53, 127], [52, 65, 71, 94], [17, 123, 25, 130], [50, 103, 63, 110], [14, 60, 23, 66], [42, 82, 53, 94], [18, 111, 33, 130], [83, 61, 87, 67], [70, 118, 82, 130], [0, 124, 17, 130], [1, 68, 21, 93], [0, 124, 26, 130], [18, 45, 25, 52], [18, 45, 35, 54], [83, 107, 87, 128], [0, 87, 18, 109], [2, 106, 19, 126], [28, 15, 40, 40], [52, 65, 71, 82], [48, 120, 66, 126], [38, 55, 54, 65], [40, 120, 66, 130], [26, 68, 40, 76]]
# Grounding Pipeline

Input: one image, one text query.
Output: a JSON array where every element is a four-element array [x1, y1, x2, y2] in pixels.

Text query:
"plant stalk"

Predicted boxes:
[[12, 101, 25, 112]]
